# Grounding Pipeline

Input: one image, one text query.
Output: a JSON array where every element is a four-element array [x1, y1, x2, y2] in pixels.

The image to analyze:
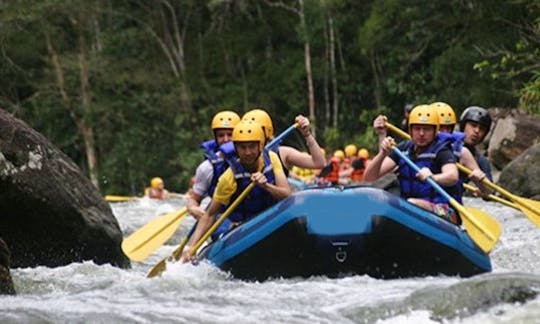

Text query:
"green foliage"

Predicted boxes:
[[0, 0, 537, 195]]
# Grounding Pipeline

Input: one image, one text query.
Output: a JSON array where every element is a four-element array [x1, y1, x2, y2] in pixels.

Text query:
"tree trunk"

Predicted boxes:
[[329, 15, 338, 129], [299, 0, 316, 137], [77, 27, 99, 188], [323, 18, 330, 134]]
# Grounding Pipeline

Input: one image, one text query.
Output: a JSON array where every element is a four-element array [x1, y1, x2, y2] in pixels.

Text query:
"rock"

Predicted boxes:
[[0, 109, 130, 269], [0, 238, 15, 295], [487, 109, 540, 170], [498, 143, 540, 199]]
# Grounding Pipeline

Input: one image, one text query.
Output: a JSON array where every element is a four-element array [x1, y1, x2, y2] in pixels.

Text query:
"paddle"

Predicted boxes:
[[385, 122, 540, 227], [121, 207, 188, 261], [146, 221, 198, 278], [462, 183, 518, 210], [105, 195, 139, 202], [146, 123, 299, 277], [457, 164, 540, 228], [391, 146, 501, 253]]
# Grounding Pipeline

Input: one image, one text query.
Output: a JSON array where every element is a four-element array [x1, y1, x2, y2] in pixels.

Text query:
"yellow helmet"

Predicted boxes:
[[429, 102, 456, 126], [320, 148, 326, 157], [333, 150, 345, 160], [242, 108, 274, 139], [211, 110, 241, 130], [358, 148, 369, 159], [408, 104, 439, 132], [344, 144, 358, 158], [150, 177, 163, 189], [232, 120, 266, 151]]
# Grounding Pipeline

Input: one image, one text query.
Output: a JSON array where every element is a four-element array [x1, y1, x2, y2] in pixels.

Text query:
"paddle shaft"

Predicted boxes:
[[462, 183, 518, 210]]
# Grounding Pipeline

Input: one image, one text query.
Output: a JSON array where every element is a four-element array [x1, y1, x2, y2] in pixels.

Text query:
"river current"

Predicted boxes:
[[2, 194, 540, 323]]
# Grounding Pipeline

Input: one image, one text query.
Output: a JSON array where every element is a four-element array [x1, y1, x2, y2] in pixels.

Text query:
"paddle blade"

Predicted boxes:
[[121, 208, 188, 262], [514, 196, 540, 228], [105, 195, 137, 202], [146, 236, 189, 278], [455, 203, 502, 253]]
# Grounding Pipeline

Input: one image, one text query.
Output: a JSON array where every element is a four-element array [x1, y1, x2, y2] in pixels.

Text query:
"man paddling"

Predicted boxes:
[[185, 110, 241, 220], [365, 105, 461, 224], [182, 120, 291, 262]]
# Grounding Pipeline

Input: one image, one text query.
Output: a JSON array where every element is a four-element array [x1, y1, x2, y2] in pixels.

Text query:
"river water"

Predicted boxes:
[[2, 194, 540, 323]]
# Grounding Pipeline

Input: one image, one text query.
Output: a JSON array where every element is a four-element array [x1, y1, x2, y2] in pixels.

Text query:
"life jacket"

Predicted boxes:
[[200, 139, 236, 196], [226, 150, 277, 223], [397, 136, 462, 204], [320, 157, 341, 184], [350, 158, 366, 182]]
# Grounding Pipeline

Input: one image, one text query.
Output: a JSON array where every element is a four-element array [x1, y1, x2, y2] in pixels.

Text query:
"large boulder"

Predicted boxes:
[[487, 109, 540, 170], [0, 238, 15, 295], [0, 109, 129, 268], [498, 143, 540, 200]]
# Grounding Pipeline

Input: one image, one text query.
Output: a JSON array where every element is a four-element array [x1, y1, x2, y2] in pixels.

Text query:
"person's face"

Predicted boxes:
[[410, 124, 436, 148], [214, 129, 234, 146], [234, 142, 260, 166], [463, 121, 487, 145]]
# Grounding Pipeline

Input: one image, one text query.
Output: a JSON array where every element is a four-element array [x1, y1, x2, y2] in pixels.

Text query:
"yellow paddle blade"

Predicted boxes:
[[453, 201, 502, 253], [121, 207, 188, 262], [513, 196, 540, 228], [105, 195, 138, 202]]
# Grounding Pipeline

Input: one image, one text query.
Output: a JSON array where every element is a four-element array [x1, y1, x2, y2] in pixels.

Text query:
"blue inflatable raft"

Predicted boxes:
[[198, 186, 491, 281]]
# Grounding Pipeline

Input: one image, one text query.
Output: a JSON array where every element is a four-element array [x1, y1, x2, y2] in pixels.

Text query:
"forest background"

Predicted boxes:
[[1, 0, 539, 195]]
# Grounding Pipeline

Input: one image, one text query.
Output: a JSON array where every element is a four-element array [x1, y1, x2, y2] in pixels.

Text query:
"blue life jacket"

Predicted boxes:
[[200, 140, 236, 196], [397, 135, 462, 204], [226, 150, 277, 223]]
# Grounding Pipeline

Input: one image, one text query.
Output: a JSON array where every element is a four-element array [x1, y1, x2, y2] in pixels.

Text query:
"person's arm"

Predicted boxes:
[[363, 136, 397, 182], [186, 161, 214, 219], [416, 148, 458, 186], [181, 199, 223, 262], [294, 114, 326, 168], [253, 152, 291, 200], [373, 115, 388, 144]]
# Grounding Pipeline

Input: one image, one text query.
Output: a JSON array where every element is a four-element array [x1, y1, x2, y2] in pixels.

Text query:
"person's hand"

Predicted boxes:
[[373, 115, 388, 137], [295, 114, 312, 138], [380, 136, 396, 155], [251, 172, 268, 188], [468, 168, 486, 183], [416, 167, 433, 182], [180, 245, 194, 263]]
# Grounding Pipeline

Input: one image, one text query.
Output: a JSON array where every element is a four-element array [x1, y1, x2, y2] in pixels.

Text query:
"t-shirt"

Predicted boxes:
[[213, 151, 284, 205], [192, 160, 214, 196]]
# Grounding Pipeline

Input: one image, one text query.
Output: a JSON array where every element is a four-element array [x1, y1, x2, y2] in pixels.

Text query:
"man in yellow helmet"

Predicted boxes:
[[365, 106, 460, 224], [186, 110, 241, 219], [242, 108, 326, 173], [145, 177, 170, 200], [182, 120, 291, 262]]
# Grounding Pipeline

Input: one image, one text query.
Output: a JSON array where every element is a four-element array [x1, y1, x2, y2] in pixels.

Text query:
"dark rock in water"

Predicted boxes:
[[488, 108, 540, 170], [0, 238, 15, 294], [498, 143, 540, 199], [0, 109, 130, 269]]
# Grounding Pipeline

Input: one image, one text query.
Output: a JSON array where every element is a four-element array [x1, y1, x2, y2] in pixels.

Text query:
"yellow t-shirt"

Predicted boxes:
[[213, 151, 284, 205]]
